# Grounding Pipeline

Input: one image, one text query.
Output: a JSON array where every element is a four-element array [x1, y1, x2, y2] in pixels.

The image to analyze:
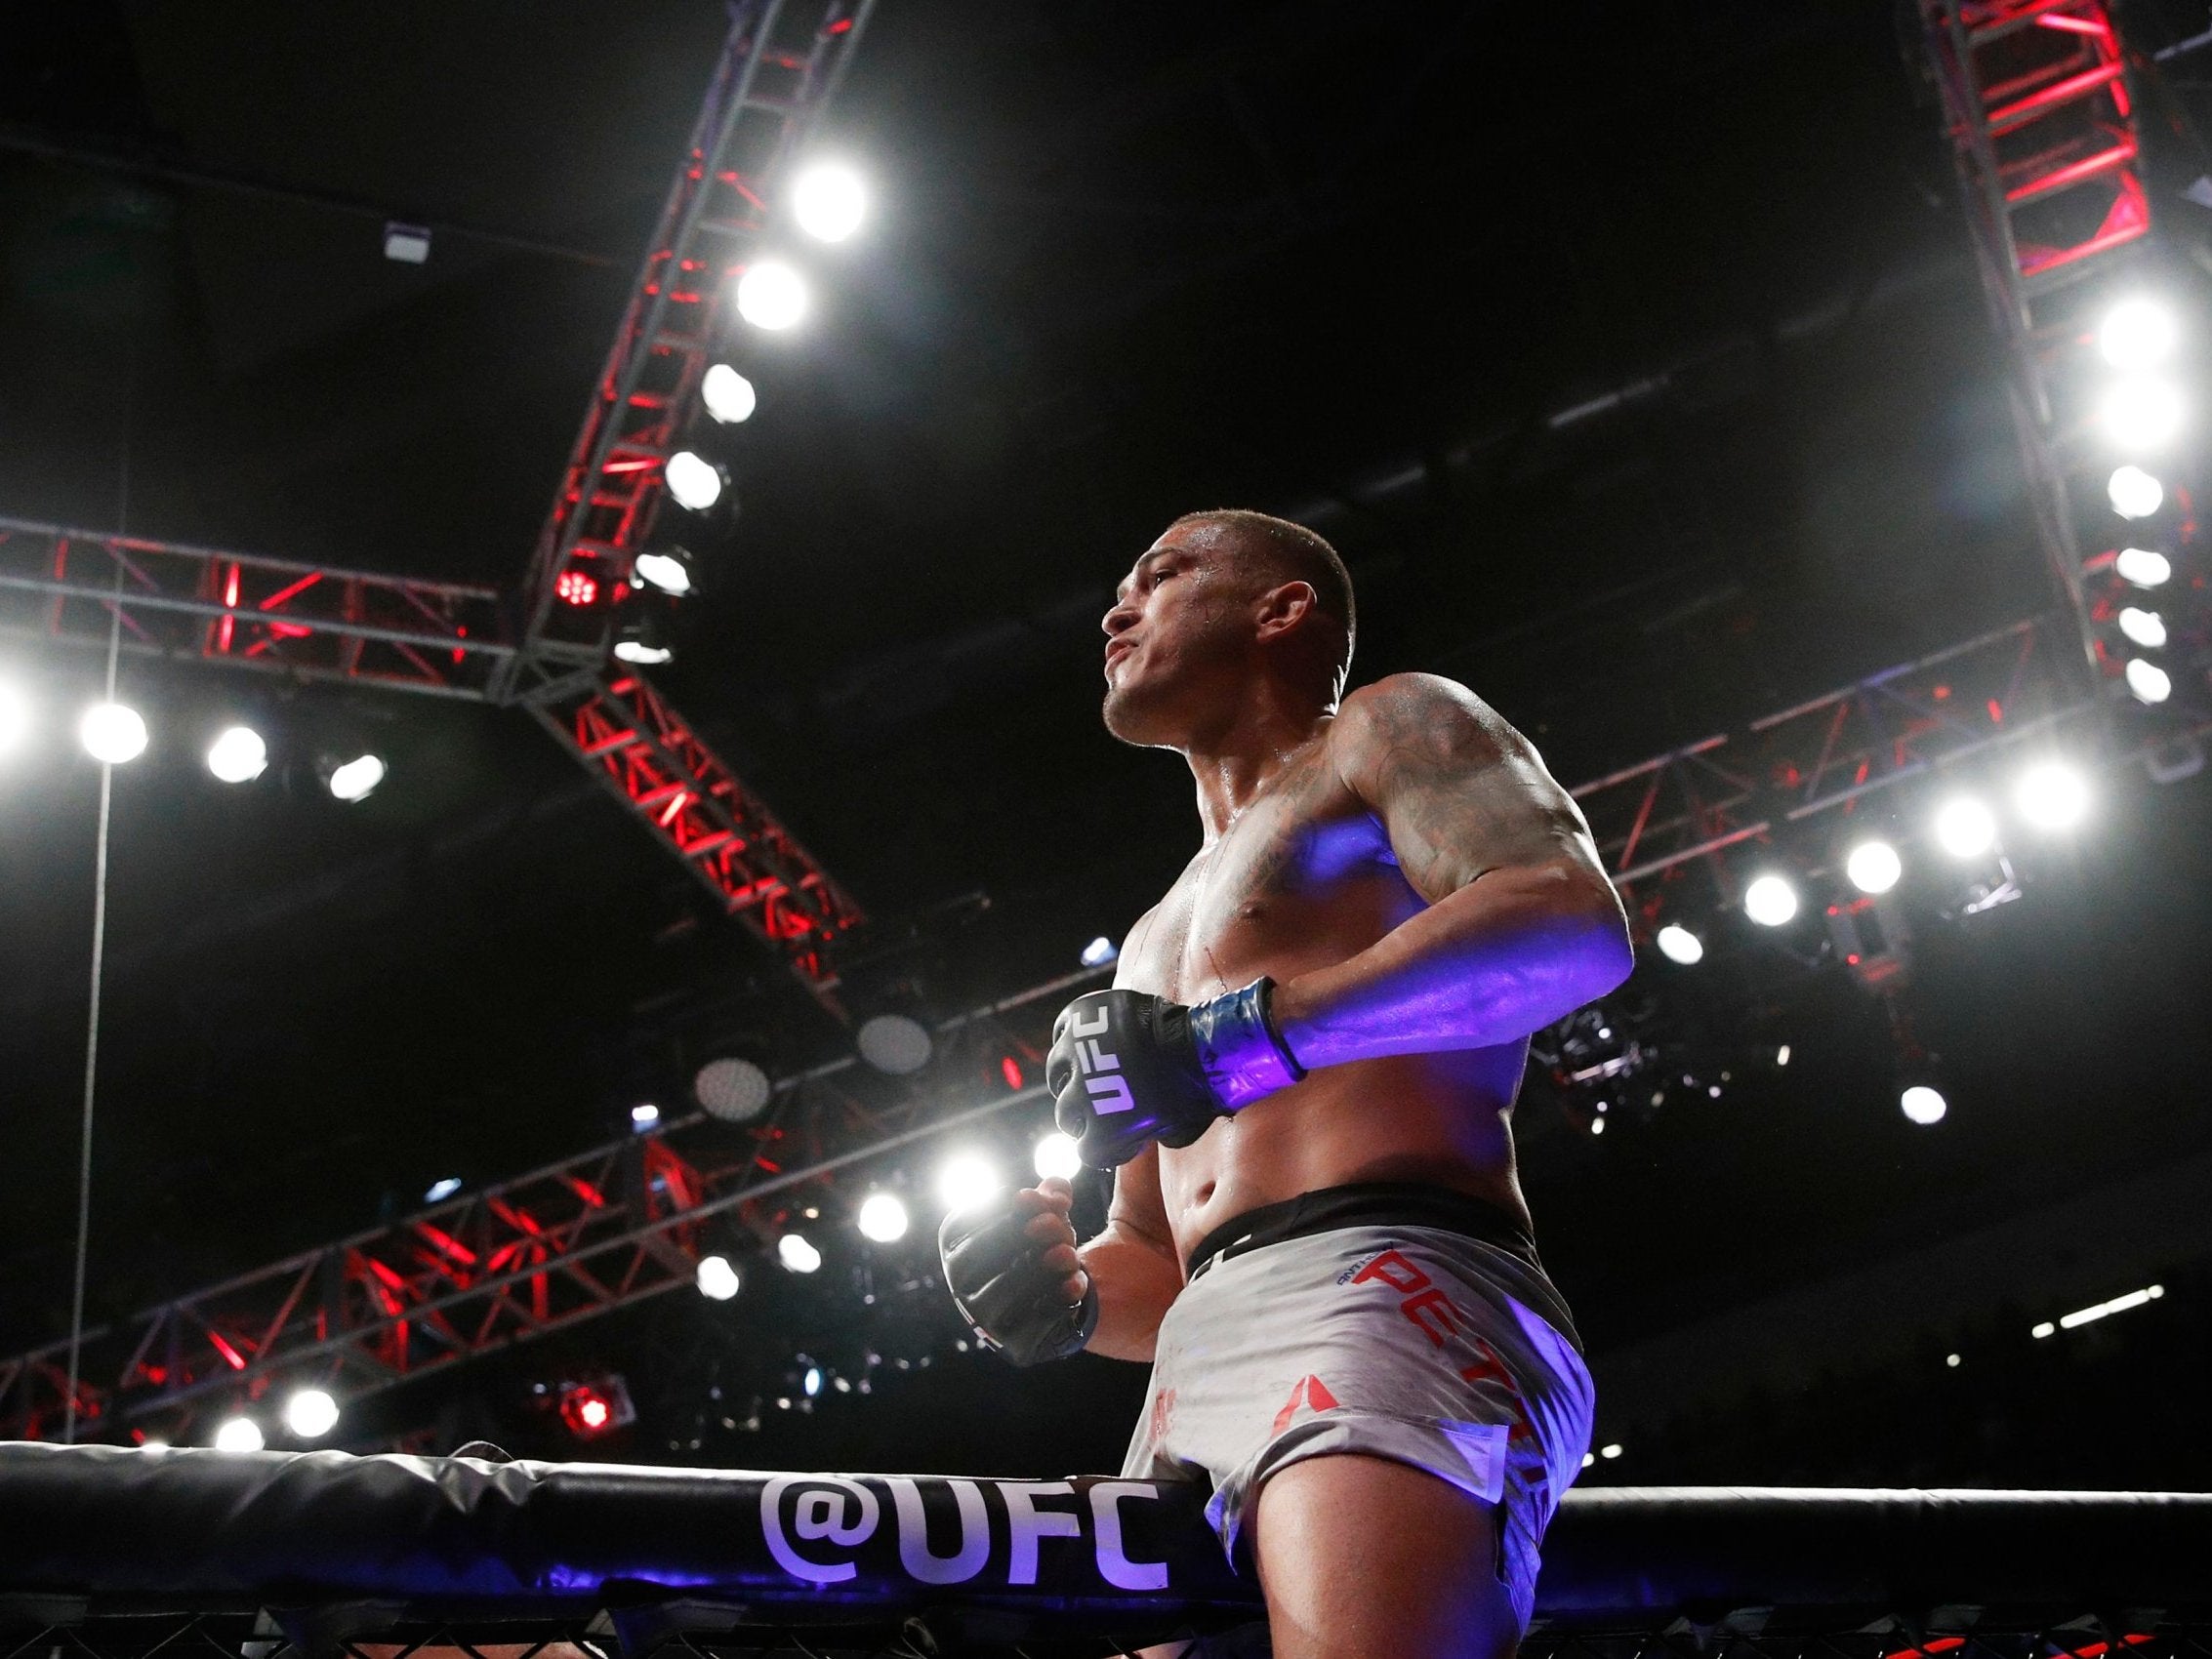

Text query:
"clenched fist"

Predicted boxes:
[[937, 1176, 1098, 1366]]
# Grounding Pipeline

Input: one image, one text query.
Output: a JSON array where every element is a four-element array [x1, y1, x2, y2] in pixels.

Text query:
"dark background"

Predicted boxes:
[[1, 0, 2206, 1485]]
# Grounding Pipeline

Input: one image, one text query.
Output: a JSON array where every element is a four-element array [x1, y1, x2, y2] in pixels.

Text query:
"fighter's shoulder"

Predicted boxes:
[[1328, 672, 1520, 778]]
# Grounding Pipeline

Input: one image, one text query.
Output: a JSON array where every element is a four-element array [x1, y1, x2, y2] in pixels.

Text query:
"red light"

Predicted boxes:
[[1001, 1056, 1024, 1090], [555, 1375, 633, 1437], [557, 570, 599, 607]]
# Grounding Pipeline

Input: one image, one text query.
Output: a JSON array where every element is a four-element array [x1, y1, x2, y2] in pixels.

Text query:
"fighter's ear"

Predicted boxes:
[[1252, 579, 1317, 641]]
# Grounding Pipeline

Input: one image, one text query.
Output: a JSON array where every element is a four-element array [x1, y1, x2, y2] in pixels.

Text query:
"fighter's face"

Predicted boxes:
[[1100, 525, 1252, 748]]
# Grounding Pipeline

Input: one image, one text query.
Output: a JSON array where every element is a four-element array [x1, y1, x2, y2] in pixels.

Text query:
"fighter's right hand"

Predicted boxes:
[[938, 1177, 1099, 1367]]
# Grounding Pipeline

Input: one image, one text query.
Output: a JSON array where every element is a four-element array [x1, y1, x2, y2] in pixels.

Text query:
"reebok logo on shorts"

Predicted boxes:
[[1269, 1373, 1340, 1436]]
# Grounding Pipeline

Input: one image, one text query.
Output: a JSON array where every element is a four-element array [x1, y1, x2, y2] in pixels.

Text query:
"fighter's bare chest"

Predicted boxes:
[[1122, 763, 1405, 1002]]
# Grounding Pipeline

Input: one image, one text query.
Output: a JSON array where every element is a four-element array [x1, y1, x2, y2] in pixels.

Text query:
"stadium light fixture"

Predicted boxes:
[[696, 1254, 741, 1300], [2099, 377, 2184, 450], [80, 702, 148, 764], [283, 1389, 340, 1439], [664, 450, 724, 511], [2116, 606, 2166, 649], [1934, 796, 1997, 859], [1741, 873, 1799, 927], [1845, 840, 1902, 895], [701, 363, 758, 424], [327, 753, 387, 802], [2015, 761, 2090, 830], [792, 162, 866, 242], [1034, 1132, 1083, 1182], [2097, 298, 2178, 370], [1901, 1084, 1947, 1125], [2125, 658, 2172, 704], [2113, 546, 2170, 587], [937, 1152, 1002, 1216], [206, 725, 268, 784], [857, 1192, 910, 1243], [2108, 465, 2164, 518], [633, 547, 695, 597], [735, 260, 808, 331]]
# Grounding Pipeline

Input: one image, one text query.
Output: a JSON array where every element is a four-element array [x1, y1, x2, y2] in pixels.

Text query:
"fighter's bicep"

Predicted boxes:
[[1334, 673, 1603, 903]]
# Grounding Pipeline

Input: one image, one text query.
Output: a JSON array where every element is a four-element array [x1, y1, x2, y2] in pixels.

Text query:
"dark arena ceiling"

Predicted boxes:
[[1, 0, 2208, 1479]]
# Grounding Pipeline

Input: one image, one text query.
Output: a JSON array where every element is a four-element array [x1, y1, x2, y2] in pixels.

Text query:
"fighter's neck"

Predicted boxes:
[[1181, 699, 1332, 840]]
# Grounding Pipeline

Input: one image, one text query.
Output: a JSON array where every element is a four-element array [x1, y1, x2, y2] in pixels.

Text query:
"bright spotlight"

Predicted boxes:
[[2098, 298, 2178, 370], [803, 1364, 824, 1397], [612, 637, 674, 667], [2116, 606, 2166, 649], [2125, 657, 2172, 704], [701, 363, 758, 424], [791, 162, 866, 242], [664, 450, 724, 511], [630, 1102, 661, 1130], [213, 1415, 264, 1453], [328, 753, 387, 802], [206, 725, 267, 784], [2015, 761, 2090, 830], [735, 260, 808, 331], [1741, 873, 1799, 928], [1900, 1084, 1947, 1125], [696, 1254, 741, 1301], [936, 1152, 1002, 1216], [1934, 796, 1997, 859], [1655, 923, 1704, 965], [2113, 546, 2171, 587], [2100, 377, 2185, 450], [80, 702, 148, 764], [1845, 840, 1903, 895], [857, 1192, 910, 1243], [1080, 935, 1119, 968], [424, 1177, 463, 1203], [1035, 1131, 1083, 1182], [633, 549, 694, 596], [778, 1233, 822, 1275], [0, 683, 27, 753], [283, 1388, 340, 1439], [2108, 465, 2165, 519]]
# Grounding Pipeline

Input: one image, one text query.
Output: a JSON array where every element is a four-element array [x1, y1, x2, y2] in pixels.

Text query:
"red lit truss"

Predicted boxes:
[[524, 666, 863, 993], [1919, 0, 2152, 673], [0, 969, 1094, 1445], [1568, 614, 2094, 922], [505, 0, 875, 672], [0, 514, 510, 699]]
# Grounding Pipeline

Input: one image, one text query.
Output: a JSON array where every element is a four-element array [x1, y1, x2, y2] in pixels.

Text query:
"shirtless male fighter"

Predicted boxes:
[[938, 509, 1633, 1659]]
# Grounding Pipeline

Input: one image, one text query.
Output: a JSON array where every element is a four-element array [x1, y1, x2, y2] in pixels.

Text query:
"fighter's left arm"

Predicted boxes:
[[1271, 672, 1634, 1066]]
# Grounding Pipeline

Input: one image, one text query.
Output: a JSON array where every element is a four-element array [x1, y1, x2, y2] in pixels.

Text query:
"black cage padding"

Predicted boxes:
[[2, 1444, 2208, 1637]]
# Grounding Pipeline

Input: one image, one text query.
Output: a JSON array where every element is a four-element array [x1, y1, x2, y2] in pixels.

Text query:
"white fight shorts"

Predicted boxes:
[[1118, 1182, 1596, 1640]]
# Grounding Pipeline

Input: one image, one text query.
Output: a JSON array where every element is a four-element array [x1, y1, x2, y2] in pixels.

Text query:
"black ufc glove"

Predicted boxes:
[[938, 1191, 1100, 1367], [1046, 979, 1306, 1169]]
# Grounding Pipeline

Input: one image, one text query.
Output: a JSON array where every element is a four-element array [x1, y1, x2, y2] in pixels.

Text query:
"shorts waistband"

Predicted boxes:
[[1182, 1180, 1543, 1284]]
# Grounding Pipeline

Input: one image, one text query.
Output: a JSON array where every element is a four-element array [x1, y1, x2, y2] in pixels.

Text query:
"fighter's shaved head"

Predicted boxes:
[[1167, 508, 1356, 703]]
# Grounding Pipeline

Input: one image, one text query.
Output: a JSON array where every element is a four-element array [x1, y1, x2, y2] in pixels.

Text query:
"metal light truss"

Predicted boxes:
[[521, 665, 863, 994], [1920, 0, 2151, 673], [0, 967, 1098, 1444], [1568, 614, 2087, 917], [505, 0, 875, 671], [0, 514, 511, 700]]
